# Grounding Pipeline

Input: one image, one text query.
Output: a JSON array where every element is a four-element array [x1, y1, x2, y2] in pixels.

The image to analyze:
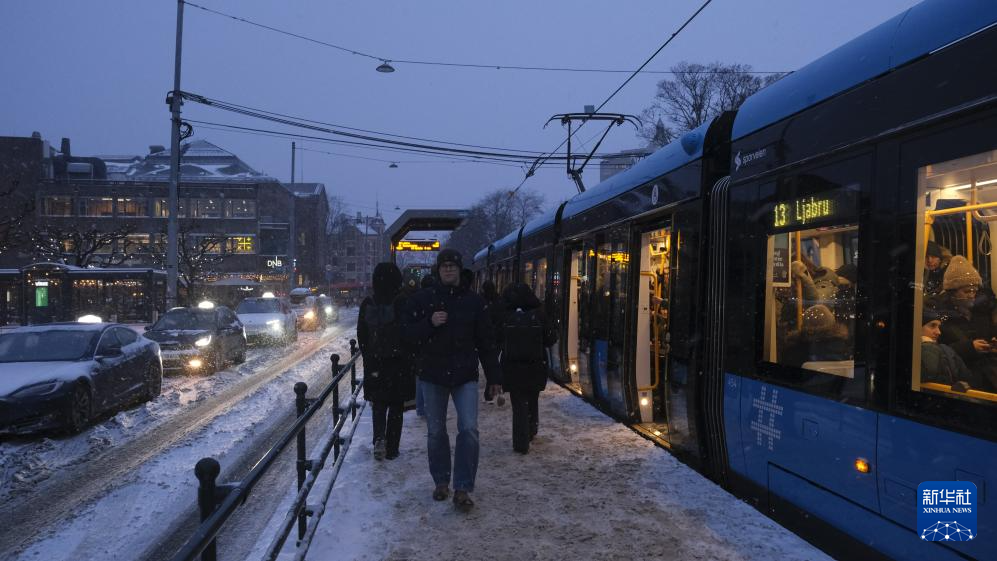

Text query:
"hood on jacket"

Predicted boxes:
[[372, 262, 402, 303], [503, 282, 541, 311]]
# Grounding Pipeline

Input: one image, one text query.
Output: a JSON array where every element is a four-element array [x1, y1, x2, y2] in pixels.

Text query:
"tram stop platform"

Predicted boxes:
[[303, 383, 833, 561]]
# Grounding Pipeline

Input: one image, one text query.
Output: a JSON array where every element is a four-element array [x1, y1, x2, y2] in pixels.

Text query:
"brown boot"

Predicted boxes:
[[453, 490, 474, 512]]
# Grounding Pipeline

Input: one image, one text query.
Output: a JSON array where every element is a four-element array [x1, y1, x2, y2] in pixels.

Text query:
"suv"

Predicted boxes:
[[288, 288, 323, 331], [144, 304, 247, 374], [236, 296, 297, 345]]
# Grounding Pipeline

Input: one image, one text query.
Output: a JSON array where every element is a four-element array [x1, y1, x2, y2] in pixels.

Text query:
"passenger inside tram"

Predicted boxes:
[[915, 148, 997, 402]]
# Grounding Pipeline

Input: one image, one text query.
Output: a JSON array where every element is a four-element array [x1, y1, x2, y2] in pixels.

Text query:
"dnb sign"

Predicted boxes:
[[917, 481, 977, 542]]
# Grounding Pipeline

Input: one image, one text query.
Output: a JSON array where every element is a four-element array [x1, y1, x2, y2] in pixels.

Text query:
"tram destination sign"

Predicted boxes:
[[770, 189, 856, 231]]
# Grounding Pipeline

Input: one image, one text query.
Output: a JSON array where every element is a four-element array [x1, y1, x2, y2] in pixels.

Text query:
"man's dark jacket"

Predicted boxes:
[[402, 282, 501, 388]]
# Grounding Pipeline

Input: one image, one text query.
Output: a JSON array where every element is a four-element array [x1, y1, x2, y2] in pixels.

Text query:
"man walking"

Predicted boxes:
[[403, 249, 501, 512]]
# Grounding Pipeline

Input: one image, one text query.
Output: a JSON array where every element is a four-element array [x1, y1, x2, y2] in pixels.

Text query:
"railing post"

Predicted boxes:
[[349, 339, 358, 420], [331, 354, 341, 460], [195, 458, 221, 561], [294, 381, 309, 541]]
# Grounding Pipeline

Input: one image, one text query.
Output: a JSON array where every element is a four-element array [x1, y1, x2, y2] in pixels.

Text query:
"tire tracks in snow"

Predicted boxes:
[[0, 325, 349, 558]]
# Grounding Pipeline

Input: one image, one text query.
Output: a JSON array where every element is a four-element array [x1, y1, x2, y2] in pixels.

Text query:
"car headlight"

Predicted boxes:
[[12, 381, 62, 397], [194, 336, 212, 347], [304, 310, 315, 319], [324, 306, 333, 315], [267, 319, 283, 331]]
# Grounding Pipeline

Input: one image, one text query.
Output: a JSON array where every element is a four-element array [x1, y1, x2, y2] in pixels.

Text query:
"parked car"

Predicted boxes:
[[236, 295, 297, 345], [143, 303, 247, 375], [0, 322, 162, 434], [288, 288, 323, 331], [317, 294, 339, 323]]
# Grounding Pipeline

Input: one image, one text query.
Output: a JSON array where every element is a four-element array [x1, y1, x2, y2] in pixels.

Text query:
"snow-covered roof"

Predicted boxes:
[[732, 0, 997, 140], [103, 139, 276, 182], [284, 183, 325, 197]]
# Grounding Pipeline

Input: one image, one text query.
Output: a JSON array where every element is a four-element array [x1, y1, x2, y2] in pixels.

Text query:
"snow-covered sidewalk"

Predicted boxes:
[[304, 383, 834, 561]]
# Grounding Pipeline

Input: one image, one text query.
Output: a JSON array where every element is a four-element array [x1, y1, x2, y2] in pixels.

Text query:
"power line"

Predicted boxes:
[[185, 94, 549, 155], [517, 0, 713, 193], [185, 119, 568, 167], [183, 1, 784, 75], [182, 93, 619, 162]]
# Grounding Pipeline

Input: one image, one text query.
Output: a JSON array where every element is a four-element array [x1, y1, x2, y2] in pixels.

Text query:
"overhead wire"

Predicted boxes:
[[183, 0, 784, 75], [514, 0, 713, 194]]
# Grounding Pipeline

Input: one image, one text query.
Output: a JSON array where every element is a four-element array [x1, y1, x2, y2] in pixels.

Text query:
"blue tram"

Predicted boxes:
[[471, 2, 997, 559]]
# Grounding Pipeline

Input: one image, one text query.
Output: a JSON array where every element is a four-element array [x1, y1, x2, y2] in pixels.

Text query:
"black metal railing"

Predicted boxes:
[[167, 339, 365, 561]]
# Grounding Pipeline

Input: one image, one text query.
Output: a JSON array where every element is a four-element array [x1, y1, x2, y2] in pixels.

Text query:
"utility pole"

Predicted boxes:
[[165, 0, 185, 307], [288, 142, 296, 291]]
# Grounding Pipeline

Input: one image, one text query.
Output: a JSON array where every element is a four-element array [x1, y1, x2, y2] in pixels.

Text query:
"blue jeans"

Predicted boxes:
[[420, 380, 479, 492], [415, 378, 425, 416]]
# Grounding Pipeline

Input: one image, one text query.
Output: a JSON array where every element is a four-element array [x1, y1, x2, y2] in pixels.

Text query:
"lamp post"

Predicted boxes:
[[165, 0, 185, 307]]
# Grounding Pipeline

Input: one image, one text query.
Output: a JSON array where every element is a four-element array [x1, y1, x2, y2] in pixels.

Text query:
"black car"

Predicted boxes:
[[0, 323, 163, 434], [144, 305, 247, 375]]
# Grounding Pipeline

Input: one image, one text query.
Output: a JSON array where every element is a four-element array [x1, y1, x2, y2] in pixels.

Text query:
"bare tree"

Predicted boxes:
[[0, 180, 34, 254], [150, 222, 230, 296], [446, 188, 546, 258], [30, 222, 136, 267], [638, 61, 787, 144]]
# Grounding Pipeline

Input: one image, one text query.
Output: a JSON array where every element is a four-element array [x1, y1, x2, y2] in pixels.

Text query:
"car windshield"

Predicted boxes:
[[0, 330, 99, 363], [152, 309, 216, 331], [236, 299, 281, 314]]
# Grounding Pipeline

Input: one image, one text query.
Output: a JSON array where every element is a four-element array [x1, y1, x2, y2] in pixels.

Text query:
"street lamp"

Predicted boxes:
[[376, 60, 396, 73], [389, 162, 398, 168]]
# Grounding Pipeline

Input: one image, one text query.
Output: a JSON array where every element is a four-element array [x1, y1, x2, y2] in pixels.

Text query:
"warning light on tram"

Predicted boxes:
[[854, 458, 871, 473]]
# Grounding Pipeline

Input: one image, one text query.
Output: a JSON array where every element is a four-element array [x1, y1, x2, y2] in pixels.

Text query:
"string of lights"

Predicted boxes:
[[515, 0, 714, 194], [183, 0, 785, 75]]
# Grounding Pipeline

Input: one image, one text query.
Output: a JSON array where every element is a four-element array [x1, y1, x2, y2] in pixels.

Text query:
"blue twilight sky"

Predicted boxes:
[[1, 0, 920, 226]]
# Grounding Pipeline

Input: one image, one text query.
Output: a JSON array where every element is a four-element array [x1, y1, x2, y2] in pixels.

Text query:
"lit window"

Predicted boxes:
[[225, 199, 256, 219], [228, 236, 255, 254], [41, 196, 73, 216], [80, 197, 114, 217], [913, 150, 997, 404], [191, 199, 222, 219], [116, 197, 147, 217]]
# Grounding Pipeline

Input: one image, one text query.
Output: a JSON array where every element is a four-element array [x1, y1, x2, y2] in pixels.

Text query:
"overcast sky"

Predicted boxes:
[[1, 0, 921, 227]]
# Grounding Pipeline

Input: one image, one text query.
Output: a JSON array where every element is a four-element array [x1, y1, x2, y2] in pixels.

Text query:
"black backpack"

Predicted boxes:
[[364, 302, 403, 360], [502, 308, 545, 363]]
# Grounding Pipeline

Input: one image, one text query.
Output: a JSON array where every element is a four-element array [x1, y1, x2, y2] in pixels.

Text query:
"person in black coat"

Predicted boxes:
[[500, 283, 557, 454], [480, 280, 505, 403], [402, 249, 501, 511], [358, 263, 416, 460]]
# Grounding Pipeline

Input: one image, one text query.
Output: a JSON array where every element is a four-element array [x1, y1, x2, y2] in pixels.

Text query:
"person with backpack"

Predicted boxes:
[[358, 263, 416, 461], [402, 249, 501, 512], [500, 282, 557, 454]]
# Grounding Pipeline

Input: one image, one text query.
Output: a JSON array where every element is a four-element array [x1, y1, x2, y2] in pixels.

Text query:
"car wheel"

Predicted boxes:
[[145, 363, 163, 402], [66, 383, 92, 434]]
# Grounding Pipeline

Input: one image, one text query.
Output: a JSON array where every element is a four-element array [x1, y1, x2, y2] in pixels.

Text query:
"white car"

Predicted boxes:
[[288, 288, 323, 331], [236, 296, 297, 345]]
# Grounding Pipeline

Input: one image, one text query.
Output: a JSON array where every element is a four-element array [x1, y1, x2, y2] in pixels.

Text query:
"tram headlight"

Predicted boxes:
[[195, 336, 212, 347]]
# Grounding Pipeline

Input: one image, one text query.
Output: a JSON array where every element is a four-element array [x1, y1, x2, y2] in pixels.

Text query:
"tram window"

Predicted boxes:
[[522, 260, 535, 288], [762, 223, 858, 379], [913, 149, 997, 405], [536, 258, 548, 300]]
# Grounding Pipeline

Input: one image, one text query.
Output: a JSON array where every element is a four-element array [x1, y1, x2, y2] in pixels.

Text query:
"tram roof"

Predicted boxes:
[[472, 246, 491, 264], [492, 227, 521, 254], [732, 0, 997, 141], [561, 121, 711, 222], [522, 205, 559, 238]]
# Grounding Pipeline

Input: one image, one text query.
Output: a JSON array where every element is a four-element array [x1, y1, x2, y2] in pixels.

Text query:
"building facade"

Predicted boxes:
[[326, 211, 388, 299], [0, 135, 330, 302]]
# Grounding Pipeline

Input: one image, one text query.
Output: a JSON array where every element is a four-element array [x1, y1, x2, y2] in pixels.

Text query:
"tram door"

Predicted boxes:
[[566, 247, 590, 395], [635, 227, 672, 441]]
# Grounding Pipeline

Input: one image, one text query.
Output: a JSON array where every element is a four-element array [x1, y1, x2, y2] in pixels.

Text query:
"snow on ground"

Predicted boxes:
[[1, 310, 360, 561], [303, 383, 834, 561], [0, 311, 357, 504]]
